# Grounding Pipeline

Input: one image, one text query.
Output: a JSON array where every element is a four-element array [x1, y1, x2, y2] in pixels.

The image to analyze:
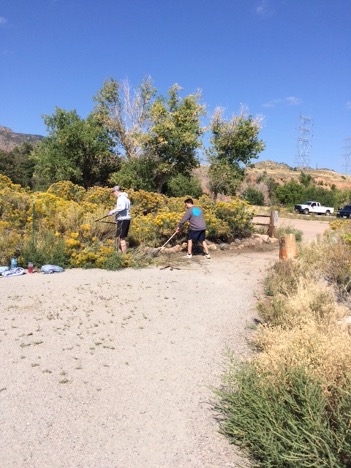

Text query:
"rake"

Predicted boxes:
[[94, 215, 116, 225], [152, 231, 178, 257]]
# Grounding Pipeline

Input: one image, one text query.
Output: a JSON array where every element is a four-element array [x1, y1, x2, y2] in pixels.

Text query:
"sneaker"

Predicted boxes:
[[185, 253, 192, 258], [204, 253, 211, 259]]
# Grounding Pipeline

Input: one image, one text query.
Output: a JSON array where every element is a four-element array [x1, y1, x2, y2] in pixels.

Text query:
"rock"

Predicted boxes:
[[252, 233, 270, 243], [219, 243, 230, 250], [161, 245, 182, 254]]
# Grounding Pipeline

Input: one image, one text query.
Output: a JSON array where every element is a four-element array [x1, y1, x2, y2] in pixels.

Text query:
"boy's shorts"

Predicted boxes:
[[188, 229, 206, 242], [116, 220, 131, 239]]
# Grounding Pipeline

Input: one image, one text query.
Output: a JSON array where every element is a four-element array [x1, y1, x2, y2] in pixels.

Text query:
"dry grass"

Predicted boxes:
[[253, 237, 351, 390], [252, 321, 351, 390], [216, 229, 351, 466]]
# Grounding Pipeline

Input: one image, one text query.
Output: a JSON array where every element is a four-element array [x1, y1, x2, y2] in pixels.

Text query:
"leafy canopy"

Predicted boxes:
[[31, 108, 118, 189], [207, 108, 265, 197]]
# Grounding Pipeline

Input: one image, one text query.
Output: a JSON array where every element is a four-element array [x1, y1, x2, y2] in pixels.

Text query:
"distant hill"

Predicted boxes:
[[246, 160, 351, 191], [195, 160, 351, 195], [0, 126, 43, 152]]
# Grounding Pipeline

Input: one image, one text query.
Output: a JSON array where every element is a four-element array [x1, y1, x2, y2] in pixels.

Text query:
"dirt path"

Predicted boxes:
[[253, 215, 331, 243], [276, 217, 331, 243], [0, 250, 277, 468]]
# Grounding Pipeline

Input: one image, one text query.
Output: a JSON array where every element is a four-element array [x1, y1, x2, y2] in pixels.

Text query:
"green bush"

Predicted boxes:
[[275, 224, 303, 242], [102, 251, 124, 270], [244, 187, 264, 206], [20, 233, 69, 268], [216, 362, 351, 467], [166, 173, 203, 198]]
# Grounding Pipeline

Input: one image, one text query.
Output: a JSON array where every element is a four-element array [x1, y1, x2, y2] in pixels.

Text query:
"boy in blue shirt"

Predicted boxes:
[[176, 198, 211, 259]]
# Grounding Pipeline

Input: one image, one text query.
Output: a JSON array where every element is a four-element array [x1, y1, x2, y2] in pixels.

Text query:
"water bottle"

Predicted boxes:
[[10, 256, 17, 270], [28, 262, 34, 273]]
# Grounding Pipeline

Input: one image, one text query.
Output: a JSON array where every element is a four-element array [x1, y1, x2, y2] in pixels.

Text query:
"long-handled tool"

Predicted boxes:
[[152, 231, 178, 257], [94, 214, 110, 222]]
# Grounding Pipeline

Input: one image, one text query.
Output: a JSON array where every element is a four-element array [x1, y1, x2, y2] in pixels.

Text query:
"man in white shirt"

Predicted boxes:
[[108, 186, 131, 254]]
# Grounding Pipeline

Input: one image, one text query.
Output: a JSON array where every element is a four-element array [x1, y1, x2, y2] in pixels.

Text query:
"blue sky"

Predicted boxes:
[[1, 0, 350, 172]]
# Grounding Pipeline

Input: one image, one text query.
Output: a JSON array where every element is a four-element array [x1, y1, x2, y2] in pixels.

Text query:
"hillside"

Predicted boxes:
[[246, 160, 351, 190], [195, 160, 351, 195], [0, 126, 43, 152]]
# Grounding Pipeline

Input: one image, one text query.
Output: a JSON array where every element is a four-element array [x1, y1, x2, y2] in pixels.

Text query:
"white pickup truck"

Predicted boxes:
[[294, 201, 334, 215]]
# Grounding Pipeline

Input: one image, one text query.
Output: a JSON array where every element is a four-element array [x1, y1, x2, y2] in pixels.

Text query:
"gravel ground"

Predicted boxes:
[[0, 249, 276, 468], [275, 217, 330, 243]]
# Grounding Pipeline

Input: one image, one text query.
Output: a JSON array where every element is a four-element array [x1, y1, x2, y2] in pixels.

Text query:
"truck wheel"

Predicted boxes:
[[303, 208, 309, 215], [325, 210, 330, 216]]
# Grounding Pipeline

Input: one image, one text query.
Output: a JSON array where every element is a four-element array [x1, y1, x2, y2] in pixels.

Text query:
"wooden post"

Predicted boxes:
[[268, 210, 275, 238], [279, 234, 298, 260]]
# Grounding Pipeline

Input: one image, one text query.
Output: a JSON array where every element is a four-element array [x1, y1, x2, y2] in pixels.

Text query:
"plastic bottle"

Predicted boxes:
[[10, 256, 17, 270], [28, 262, 34, 273]]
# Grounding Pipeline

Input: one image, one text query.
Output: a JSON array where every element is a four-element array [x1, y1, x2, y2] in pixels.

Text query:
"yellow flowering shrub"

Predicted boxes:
[[0, 221, 22, 264], [0, 180, 255, 267], [130, 190, 167, 216], [0, 174, 24, 191], [213, 198, 254, 240], [83, 186, 113, 207], [0, 188, 31, 227], [330, 219, 351, 243], [47, 181, 85, 202]]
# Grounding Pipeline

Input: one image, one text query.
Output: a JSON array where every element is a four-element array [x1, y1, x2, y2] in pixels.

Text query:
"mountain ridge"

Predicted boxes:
[[0, 125, 43, 152]]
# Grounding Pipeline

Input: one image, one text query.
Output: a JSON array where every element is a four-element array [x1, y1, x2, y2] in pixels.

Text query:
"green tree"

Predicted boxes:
[[93, 76, 156, 159], [31, 108, 118, 189], [299, 171, 314, 187], [275, 180, 305, 205], [166, 173, 203, 198], [0, 143, 35, 187], [143, 84, 205, 192], [207, 108, 265, 198], [109, 156, 156, 192]]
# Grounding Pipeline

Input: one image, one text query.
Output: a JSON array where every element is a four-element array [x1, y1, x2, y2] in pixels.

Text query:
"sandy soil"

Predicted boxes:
[[0, 219, 330, 468], [1, 249, 278, 468], [253, 215, 331, 243], [275, 217, 330, 243]]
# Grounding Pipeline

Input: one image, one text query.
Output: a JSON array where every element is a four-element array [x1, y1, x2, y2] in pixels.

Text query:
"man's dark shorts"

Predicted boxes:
[[188, 229, 206, 242], [116, 220, 131, 239]]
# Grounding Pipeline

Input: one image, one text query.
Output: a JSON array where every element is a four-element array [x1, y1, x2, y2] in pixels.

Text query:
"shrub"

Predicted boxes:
[[275, 223, 303, 242], [243, 187, 264, 206], [166, 174, 203, 198], [216, 362, 351, 467], [217, 227, 351, 466], [20, 232, 69, 268], [0, 182, 254, 268], [47, 181, 85, 202]]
